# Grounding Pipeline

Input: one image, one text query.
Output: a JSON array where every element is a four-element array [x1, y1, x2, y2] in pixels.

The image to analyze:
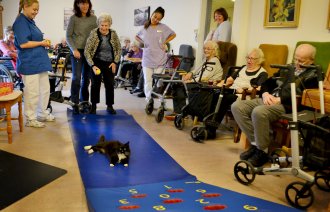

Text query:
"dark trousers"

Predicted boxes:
[[70, 49, 91, 104], [91, 59, 115, 106], [215, 93, 238, 123], [120, 62, 141, 86]]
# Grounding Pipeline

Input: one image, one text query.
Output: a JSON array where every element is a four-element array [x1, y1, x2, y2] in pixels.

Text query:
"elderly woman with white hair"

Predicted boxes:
[[169, 40, 223, 117], [84, 13, 121, 114], [208, 48, 268, 137]]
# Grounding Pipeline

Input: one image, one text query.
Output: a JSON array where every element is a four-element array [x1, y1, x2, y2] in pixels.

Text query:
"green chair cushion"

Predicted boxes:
[[296, 41, 330, 74]]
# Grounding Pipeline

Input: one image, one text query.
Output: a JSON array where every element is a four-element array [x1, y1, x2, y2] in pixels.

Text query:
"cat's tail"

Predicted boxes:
[[84, 145, 94, 154]]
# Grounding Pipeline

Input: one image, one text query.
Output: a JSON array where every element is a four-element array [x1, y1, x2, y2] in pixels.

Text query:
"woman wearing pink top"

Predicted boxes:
[[135, 7, 176, 104], [0, 26, 18, 69]]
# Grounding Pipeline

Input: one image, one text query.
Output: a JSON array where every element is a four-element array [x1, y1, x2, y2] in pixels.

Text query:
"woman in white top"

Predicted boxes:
[[205, 7, 232, 42]]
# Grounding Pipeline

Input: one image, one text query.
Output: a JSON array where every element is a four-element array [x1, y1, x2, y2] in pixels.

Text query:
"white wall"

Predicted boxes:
[[235, 0, 330, 64], [2, 0, 201, 56], [2, 0, 330, 66]]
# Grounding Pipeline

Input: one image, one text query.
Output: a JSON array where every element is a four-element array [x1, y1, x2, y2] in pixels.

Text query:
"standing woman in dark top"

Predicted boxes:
[[84, 13, 121, 114], [66, 0, 97, 114]]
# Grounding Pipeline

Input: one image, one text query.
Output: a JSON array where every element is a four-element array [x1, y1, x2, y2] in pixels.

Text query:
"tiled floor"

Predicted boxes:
[[0, 81, 329, 211]]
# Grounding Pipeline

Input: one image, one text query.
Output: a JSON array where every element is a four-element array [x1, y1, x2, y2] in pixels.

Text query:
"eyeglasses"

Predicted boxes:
[[245, 56, 259, 61], [203, 47, 214, 51]]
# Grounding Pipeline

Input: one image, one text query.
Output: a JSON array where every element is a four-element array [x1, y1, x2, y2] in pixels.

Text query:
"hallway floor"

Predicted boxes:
[[0, 82, 329, 211]]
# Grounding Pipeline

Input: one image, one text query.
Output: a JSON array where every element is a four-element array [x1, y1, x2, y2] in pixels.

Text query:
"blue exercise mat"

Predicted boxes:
[[68, 110, 299, 211], [67, 110, 191, 188]]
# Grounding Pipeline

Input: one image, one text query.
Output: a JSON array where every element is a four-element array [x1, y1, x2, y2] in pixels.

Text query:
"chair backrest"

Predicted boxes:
[[259, 44, 288, 77], [178, 44, 195, 72], [295, 41, 330, 75], [217, 41, 237, 79]]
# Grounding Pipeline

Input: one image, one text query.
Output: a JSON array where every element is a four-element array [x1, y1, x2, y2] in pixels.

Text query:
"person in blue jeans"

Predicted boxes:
[[66, 0, 97, 114]]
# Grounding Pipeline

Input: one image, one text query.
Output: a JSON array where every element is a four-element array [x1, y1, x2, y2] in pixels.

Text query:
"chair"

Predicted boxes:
[[0, 90, 23, 144], [259, 44, 288, 77], [302, 63, 330, 113], [178, 44, 195, 72], [217, 41, 237, 78]]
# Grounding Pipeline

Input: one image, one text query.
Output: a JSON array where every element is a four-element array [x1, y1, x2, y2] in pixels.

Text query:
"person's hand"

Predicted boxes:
[[41, 39, 51, 47], [73, 49, 81, 59], [109, 63, 116, 74], [183, 72, 192, 81], [236, 88, 244, 94], [92, 66, 101, 75], [161, 43, 168, 52], [262, 92, 281, 105]]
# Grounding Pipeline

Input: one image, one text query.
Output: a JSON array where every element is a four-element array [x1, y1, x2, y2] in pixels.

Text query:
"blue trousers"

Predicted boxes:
[[70, 49, 91, 104]]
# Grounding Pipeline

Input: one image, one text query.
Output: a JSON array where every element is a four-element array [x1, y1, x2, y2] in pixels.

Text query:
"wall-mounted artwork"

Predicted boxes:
[[134, 6, 150, 26], [328, 0, 330, 29], [264, 0, 301, 28]]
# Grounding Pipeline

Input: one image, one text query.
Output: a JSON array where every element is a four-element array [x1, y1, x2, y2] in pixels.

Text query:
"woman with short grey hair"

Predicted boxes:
[[84, 13, 121, 114]]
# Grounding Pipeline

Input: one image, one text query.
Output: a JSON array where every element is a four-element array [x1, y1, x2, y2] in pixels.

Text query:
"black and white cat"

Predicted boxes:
[[84, 135, 130, 167]]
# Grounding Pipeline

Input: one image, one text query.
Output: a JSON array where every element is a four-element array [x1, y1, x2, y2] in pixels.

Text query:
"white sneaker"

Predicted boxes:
[[26, 120, 46, 128], [37, 113, 56, 122]]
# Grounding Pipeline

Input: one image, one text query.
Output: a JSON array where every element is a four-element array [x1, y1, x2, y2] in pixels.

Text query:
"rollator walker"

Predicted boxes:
[[233, 64, 329, 209]]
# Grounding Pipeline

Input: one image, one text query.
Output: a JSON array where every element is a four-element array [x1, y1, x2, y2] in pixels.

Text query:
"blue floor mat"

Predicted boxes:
[[68, 110, 299, 211], [67, 109, 191, 188]]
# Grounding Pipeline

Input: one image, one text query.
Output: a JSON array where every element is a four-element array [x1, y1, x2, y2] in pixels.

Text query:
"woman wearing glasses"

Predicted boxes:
[[210, 48, 268, 137], [168, 40, 223, 118]]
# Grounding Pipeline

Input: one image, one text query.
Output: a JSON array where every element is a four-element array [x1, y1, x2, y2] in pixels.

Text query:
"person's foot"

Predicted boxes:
[[37, 113, 55, 122], [137, 92, 145, 98], [107, 105, 116, 114], [90, 104, 96, 114], [72, 104, 79, 115], [247, 148, 269, 167], [26, 120, 46, 128], [240, 145, 257, 160], [130, 87, 142, 94]]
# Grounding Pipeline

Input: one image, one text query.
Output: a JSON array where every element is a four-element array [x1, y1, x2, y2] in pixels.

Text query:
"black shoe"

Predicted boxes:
[[72, 104, 79, 115], [90, 104, 96, 114], [240, 145, 257, 160], [107, 106, 116, 114], [137, 92, 145, 98], [247, 148, 269, 167]]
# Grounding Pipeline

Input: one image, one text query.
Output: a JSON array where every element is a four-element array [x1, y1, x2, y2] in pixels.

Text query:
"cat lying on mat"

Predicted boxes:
[[84, 135, 130, 167]]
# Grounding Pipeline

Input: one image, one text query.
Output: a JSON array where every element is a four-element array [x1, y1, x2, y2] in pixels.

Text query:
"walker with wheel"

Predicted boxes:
[[233, 64, 328, 209]]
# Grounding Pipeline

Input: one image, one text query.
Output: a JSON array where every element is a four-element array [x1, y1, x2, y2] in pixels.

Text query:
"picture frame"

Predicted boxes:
[[328, 0, 330, 29], [134, 6, 150, 26], [264, 0, 301, 28]]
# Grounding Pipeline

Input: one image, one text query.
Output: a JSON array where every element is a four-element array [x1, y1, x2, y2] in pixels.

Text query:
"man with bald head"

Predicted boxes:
[[231, 43, 318, 167]]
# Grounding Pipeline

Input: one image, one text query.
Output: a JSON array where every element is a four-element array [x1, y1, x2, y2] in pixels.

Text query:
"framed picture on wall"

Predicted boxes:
[[328, 0, 330, 29], [264, 0, 301, 28], [134, 6, 150, 26]]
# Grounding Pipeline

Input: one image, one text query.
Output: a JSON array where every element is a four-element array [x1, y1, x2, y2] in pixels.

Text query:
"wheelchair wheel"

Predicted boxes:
[[145, 99, 154, 115], [314, 169, 330, 192], [233, 160, 256, 185], [174, 114, 184, 130], [78, 101, 92, 115], [285, 181, 314, 209], [114, 79, 119, 89], [155, 107, 165, 123], [191, 126, 207, 143]]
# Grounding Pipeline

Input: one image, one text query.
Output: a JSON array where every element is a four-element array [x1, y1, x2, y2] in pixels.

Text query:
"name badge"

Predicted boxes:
[[157, 30, 162, 33]]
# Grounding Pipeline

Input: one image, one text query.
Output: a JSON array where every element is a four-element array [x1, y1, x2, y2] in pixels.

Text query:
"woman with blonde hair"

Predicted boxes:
[[13, 0, 54, 127], [0, 26, 18, 69]]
